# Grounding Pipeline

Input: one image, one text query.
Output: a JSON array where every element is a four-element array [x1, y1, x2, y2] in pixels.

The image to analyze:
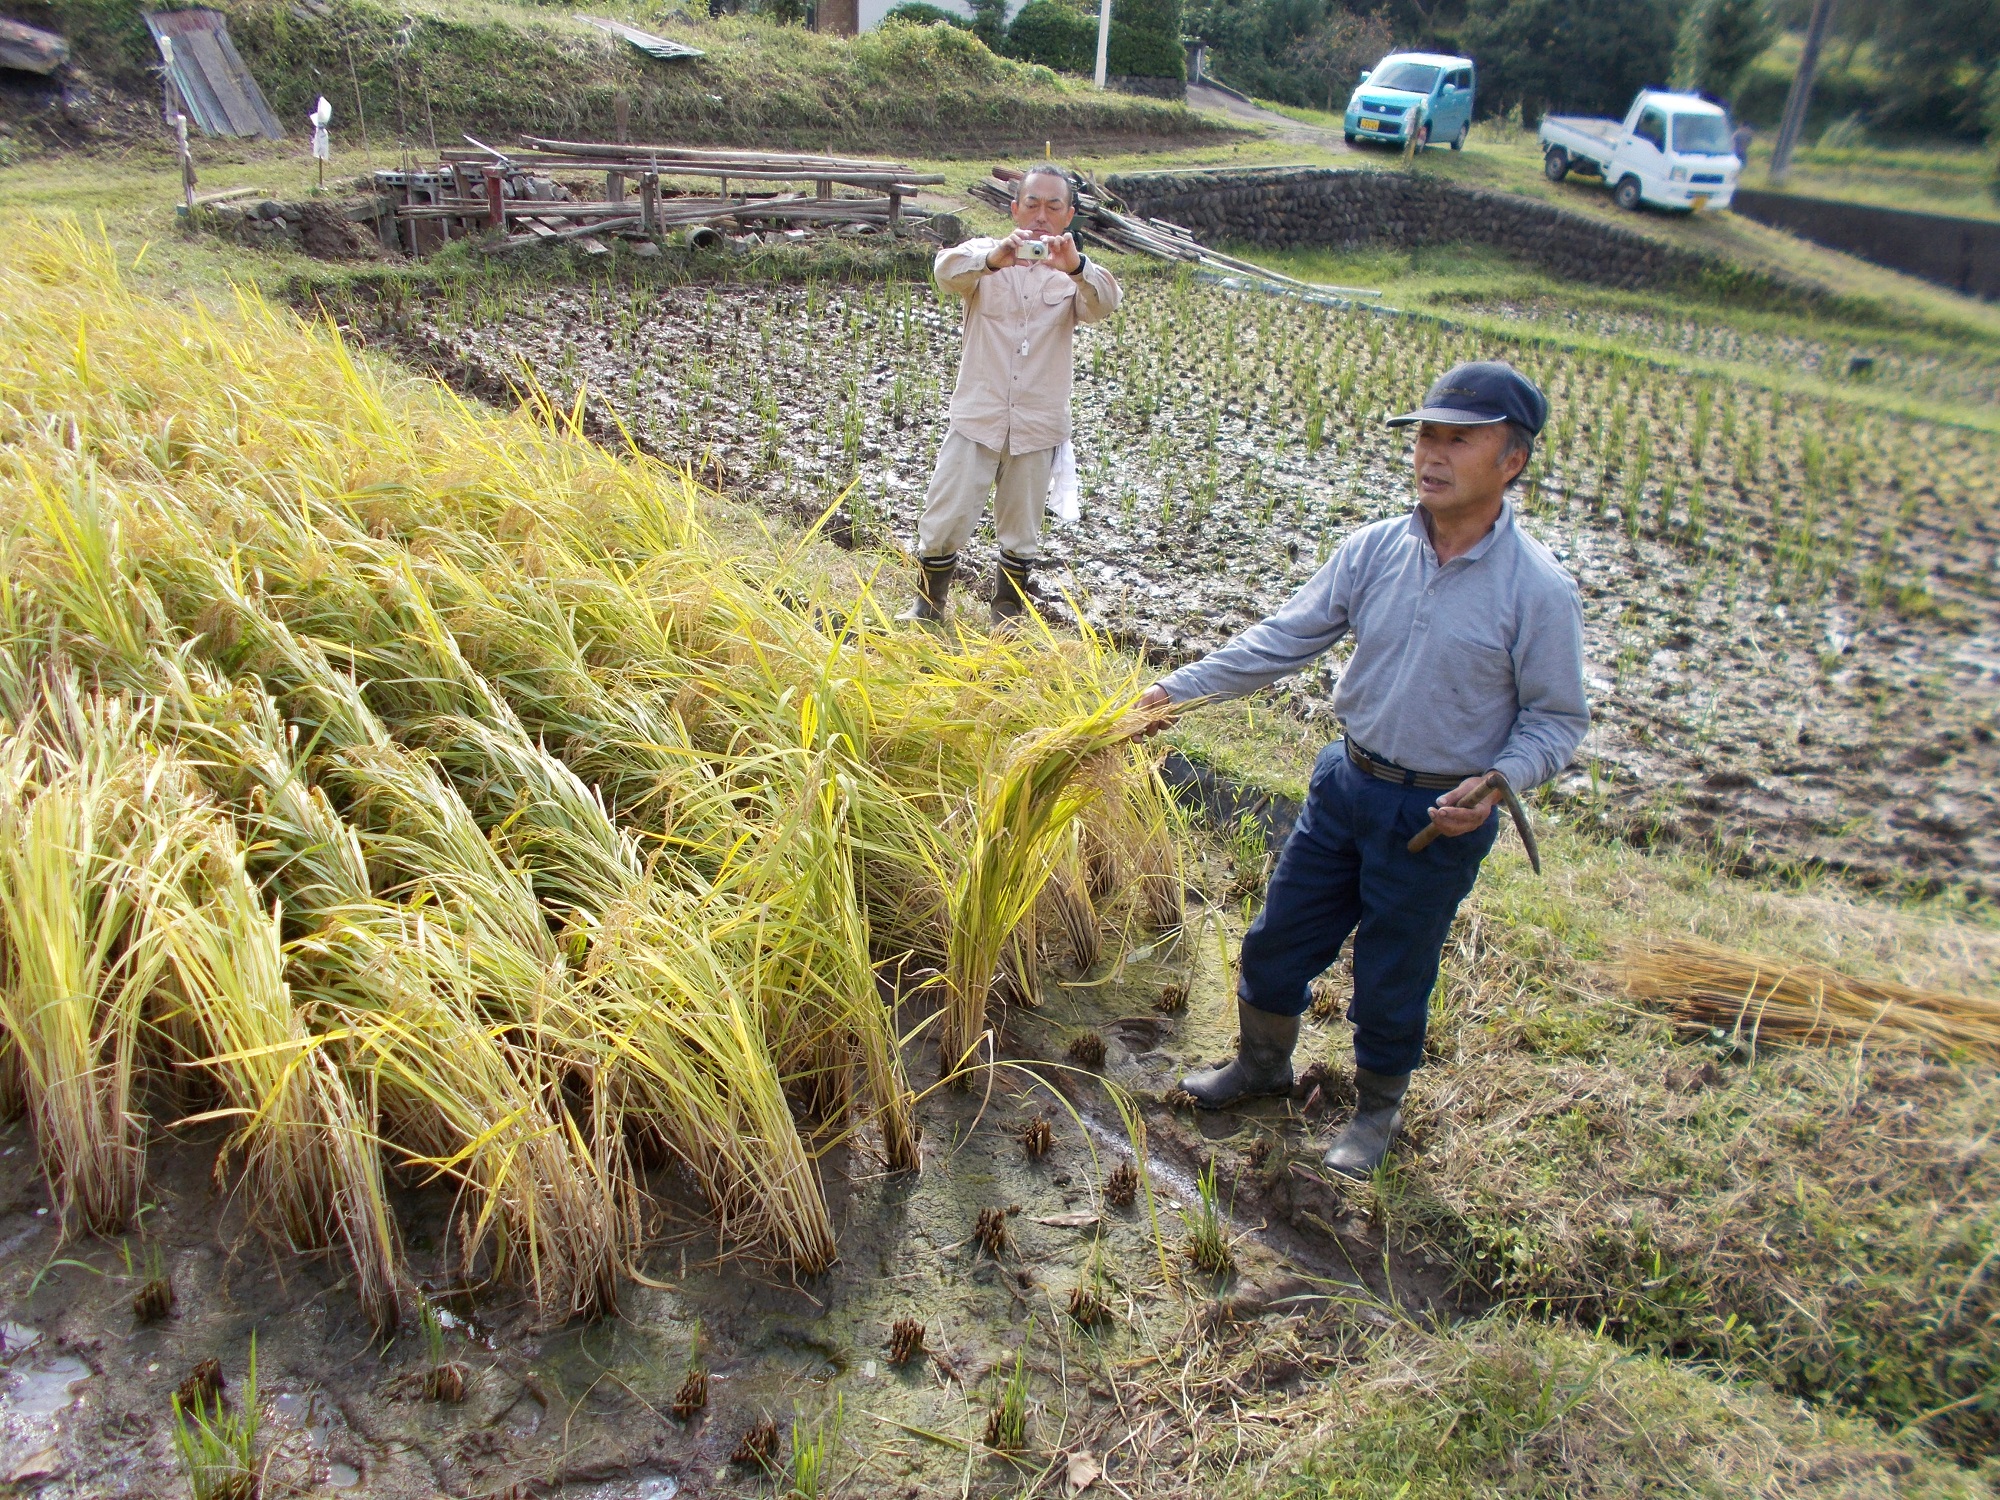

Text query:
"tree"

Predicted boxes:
[[1670, 0, 1777, 103], [1006, 0, 1098, 71], [968, 0, 1009, 50], [1459, 0, 1678, 125], [1284, 11, 1395, 111], [1184, 0, 1386, 107], [1108, 0, 1185, 79]]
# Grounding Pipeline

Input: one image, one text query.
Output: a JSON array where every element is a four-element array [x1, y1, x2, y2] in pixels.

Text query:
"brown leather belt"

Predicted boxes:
[[1346, 739, 1474, 791]]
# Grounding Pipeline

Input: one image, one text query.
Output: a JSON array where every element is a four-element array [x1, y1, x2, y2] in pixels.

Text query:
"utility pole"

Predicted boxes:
[[1093, 0, 1111, 89], [1768, 0, 1836, 185]]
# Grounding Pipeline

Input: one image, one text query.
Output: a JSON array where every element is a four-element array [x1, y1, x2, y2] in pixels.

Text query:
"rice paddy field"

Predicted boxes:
[[0, 212, 1998, 1500], [355, 260, 2000, 900]]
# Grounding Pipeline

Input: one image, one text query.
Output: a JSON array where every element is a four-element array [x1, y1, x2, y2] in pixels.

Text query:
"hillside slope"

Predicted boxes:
[[7, 0, 1227, 152]]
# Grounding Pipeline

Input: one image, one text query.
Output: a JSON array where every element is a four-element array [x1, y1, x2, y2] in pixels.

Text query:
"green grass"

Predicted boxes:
[[1221, 241, 2000, 429], [14, 0, 1221, 155], [1259, 1314, 1995, 1499], [1353, 823, 2000, 1458], [1738, 138, 2000, 222]]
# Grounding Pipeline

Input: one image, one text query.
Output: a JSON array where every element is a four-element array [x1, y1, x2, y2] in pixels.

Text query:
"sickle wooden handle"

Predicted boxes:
[[1406, 771, 1506, 854]]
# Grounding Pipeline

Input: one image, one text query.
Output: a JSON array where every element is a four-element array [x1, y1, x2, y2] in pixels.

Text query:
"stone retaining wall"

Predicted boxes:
[[1103, 166, 1793, 295], [1732, 188, 1999, 301]]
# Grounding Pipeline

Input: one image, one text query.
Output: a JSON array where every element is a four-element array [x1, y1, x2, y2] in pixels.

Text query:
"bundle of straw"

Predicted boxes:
[[1618, 938, 2000, 1062]]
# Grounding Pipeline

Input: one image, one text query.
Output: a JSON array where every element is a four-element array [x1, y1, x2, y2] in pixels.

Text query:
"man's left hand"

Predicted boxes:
[[1427, 775, 1498, 838], [1046, 233, 1082, 274]]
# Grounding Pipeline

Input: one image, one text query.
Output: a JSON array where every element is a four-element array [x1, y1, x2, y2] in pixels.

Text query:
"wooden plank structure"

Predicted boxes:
[[144, 9, 284, 140], [377, 138, 947, 254]]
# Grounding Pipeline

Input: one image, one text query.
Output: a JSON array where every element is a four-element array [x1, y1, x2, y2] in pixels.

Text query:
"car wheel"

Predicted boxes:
[[1614, 175, 1644, 211], [1451, 123, 1468, 151], [1414, 123, 1430, 149], [1344, 132, 1359, 146], [1543, 148, 1570, 181]]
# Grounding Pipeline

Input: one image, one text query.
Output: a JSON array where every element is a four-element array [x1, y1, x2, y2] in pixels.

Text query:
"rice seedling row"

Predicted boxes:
[[365, 268, 2000, 892]]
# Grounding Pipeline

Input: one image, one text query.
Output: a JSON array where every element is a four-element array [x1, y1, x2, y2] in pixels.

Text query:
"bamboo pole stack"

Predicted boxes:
[[971, 167, 1345, 293]]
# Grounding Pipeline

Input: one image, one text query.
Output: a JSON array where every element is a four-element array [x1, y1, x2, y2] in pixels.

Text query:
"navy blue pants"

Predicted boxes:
[[1238, 740, 1497, 1075]]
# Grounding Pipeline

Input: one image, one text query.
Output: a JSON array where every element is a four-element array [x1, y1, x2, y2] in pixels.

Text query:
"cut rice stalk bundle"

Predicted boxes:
[[1619, 938, 2000, 1062]]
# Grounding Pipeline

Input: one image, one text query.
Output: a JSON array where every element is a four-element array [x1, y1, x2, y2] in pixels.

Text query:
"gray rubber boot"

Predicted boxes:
[[989, 551, 1032, 628], [896, 553, 956, 626], [1180, 1001, 1299, 1107], [1322, 1068, 1411, 1179]]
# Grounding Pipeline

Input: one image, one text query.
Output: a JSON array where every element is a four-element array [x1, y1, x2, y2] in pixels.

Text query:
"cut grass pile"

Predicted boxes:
[[0, 218, 1183, 1331], [1373, 836, 2000, 1456]]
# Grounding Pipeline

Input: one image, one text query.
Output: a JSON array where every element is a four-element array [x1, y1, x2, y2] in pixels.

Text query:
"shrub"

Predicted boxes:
[[1006, 0, 1098, 74], [1108, 0, 1184, 79], [883, 1, 972, 28]]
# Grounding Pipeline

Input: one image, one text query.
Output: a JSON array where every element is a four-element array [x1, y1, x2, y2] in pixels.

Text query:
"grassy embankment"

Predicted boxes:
[[8, 0, 1224, 153]]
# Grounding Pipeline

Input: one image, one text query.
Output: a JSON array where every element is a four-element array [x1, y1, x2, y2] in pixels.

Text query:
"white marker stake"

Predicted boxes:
[[310, 95, 334, 189], [1093, 0, 1111, 90]]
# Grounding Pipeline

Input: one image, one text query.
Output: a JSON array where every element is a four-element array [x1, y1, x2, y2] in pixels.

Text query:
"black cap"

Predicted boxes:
[[1385, 360, 1548, 436]]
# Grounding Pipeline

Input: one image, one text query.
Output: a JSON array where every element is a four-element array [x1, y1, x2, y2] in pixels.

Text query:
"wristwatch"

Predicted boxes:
[[1068, 253, 1090, 278]]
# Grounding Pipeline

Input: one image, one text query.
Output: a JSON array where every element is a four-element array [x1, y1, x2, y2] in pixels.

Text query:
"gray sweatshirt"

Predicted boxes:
[[1155, 503, 1589, 791]]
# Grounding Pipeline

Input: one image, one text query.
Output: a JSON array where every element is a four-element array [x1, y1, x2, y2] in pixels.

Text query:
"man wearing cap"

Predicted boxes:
[[1134, 361, 1588, 1177], [901, 165, 1120, 628]]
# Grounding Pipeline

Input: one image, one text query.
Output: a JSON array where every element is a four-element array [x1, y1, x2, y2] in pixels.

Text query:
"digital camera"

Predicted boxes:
[[1018, 238, 1050, 262]]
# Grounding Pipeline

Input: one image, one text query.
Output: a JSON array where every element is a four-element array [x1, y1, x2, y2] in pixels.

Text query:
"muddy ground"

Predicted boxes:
[[350, 274, 2000, 895], [0, 917, 1447, 1499]]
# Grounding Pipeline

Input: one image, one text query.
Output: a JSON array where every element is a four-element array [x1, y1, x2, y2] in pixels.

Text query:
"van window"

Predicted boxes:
[[1369, 61, 1441, 93], [1454, 69, 1473, 90], [1635, 108, 1667, 151]]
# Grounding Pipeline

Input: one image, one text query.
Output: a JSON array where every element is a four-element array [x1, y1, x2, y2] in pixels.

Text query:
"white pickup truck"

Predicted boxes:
[[1539, 90, 1741, 212]]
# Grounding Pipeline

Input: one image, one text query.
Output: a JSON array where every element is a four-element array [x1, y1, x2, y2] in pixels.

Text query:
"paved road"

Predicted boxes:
[[1184, 83, 1357, 153]]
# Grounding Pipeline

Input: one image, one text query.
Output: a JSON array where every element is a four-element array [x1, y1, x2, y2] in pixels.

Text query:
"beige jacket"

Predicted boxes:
[[935, 238, 1121, 455]]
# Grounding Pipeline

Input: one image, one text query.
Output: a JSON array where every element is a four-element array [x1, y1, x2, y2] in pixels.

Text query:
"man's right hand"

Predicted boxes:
[[1131, 684, 1180, 738], [985, 230, 1033, 271]]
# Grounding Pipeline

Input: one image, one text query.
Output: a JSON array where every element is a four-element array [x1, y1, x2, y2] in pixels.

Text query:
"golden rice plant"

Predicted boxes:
[[0, 217, 1178, 1320], [146, 809, 403, 1334], [0, 685, 181, 1237]]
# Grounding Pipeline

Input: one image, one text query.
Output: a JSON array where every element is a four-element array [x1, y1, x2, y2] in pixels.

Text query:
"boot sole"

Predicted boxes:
[[1183, 1080, 1294, 1109]]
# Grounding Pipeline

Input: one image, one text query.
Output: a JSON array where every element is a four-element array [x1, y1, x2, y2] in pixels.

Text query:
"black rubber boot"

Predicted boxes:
[[1180, 1000, 1300, 1107], [1322, 1068, 1411, 1179], [990, 551, 1033, 628], [897, 553, 957, 626]]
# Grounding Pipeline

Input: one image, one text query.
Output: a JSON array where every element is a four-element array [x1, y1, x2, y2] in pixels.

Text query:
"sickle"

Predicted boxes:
[[1406, 771, 1542, 875]]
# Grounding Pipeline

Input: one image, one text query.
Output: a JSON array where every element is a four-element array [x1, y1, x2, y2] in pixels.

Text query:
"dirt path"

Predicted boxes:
[[1183, 83, 1356, 151]]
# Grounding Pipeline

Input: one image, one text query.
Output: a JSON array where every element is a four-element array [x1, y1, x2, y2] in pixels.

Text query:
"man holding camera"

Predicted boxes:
[[902, 166, 1121, 628], [1135, 362, 1588, 1178]]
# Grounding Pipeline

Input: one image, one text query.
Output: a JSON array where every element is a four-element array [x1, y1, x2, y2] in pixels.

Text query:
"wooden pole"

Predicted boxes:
[[640, 173, 658, 234], [176, 114, 197, 213], [609, 91, 629, 204], [1769, 0, 1837, 185], [484, 167, 504, 230]]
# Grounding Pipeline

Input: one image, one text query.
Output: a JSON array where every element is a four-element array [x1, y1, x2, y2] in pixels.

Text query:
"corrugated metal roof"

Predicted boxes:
[[145, 9, 284, 140], [0, 18, 70, 76], [582, 17, 704, 61]]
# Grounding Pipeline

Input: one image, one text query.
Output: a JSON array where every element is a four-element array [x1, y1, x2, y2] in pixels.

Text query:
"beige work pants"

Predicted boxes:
[[916, 430, 1053, 561]]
